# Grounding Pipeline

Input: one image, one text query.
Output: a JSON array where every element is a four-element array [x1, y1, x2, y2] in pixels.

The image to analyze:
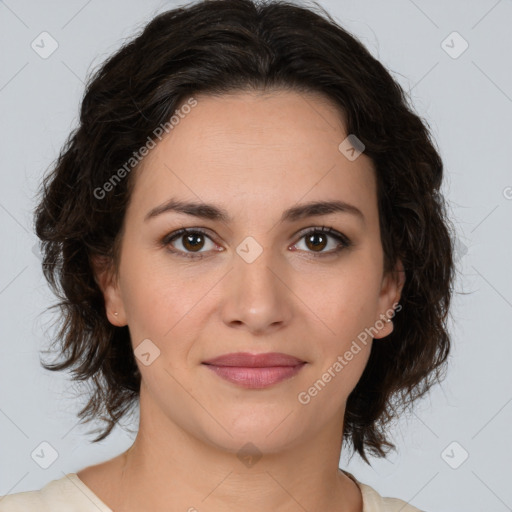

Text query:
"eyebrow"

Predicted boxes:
[[144, 198, 365, 225]]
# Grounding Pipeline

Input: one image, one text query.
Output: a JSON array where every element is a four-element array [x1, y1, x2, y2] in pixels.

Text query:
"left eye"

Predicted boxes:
[[162, 227, 351, 259], [292, 227, 351, 256]]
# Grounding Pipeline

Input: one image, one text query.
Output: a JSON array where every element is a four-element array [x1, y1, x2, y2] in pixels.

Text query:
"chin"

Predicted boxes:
[[193, 409, 309, 457]]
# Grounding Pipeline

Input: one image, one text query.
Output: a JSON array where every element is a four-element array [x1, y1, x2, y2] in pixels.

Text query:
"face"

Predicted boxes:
[[95, 89, 404, 454]]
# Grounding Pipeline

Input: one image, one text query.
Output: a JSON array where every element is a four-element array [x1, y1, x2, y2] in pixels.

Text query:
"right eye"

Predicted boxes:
[[162, 228, 222, 259]]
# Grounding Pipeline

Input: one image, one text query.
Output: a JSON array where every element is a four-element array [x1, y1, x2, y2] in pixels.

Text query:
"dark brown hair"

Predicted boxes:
[[33, 0, 456, 464]]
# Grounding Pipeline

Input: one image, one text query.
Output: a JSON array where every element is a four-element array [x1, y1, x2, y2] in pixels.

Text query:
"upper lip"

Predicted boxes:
[[202, 352, 306, 367]]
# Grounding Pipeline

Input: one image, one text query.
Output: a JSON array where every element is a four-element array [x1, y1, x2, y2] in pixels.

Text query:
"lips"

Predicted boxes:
[[202, 352, 307, 389], [202, 352, 305, 367]]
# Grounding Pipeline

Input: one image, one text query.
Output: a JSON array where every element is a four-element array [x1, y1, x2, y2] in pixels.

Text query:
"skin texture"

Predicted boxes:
[[81, 89, 405, 512]]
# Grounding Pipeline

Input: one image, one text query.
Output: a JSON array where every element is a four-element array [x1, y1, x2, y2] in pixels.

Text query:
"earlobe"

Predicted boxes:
[[91, 254, 127, 326], [107, 308, 126, 326]]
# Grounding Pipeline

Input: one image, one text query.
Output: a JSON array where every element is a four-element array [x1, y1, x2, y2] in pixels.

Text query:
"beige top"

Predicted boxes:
[[0, 470, 423, 511]]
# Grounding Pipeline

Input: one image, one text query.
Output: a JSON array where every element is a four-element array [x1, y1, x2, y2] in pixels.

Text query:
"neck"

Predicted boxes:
[[89, 387, 363, 512]]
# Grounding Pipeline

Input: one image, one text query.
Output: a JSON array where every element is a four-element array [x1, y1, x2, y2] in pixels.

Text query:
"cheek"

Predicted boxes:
[[120, 245, 178, 311], [120, 263, 208, 372], [305, 266, 381, 338], [119, 266, 179, 349]]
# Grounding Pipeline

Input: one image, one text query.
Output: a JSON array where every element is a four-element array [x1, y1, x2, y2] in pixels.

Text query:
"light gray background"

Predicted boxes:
[[1, 1, 511, 511]]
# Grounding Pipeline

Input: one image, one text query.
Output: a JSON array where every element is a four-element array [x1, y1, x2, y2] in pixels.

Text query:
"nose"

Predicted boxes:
[[220, 244, 293, 336]]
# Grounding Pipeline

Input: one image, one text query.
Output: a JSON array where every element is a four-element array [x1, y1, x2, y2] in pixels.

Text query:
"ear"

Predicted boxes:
[[91, 254, 127, 327], [373, 258, 406, 340]]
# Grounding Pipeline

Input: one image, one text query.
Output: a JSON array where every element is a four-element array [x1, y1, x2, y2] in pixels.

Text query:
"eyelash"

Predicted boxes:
[[161, 226, 352, 260]]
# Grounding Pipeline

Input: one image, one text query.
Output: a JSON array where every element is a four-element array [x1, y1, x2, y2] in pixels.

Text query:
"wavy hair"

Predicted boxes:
[[33, 0, 456, 464]]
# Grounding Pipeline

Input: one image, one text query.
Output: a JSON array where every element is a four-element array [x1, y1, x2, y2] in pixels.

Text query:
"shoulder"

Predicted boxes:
[[342, 470, 425, 512], [0, 473, 111, 512]]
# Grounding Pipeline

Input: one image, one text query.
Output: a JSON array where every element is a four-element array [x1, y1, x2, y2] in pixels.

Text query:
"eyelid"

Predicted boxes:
[[293, 225, 350, 244]]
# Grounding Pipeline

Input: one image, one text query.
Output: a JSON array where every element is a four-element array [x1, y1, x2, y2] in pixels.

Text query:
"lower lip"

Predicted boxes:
[[203, 363, 306, 389]]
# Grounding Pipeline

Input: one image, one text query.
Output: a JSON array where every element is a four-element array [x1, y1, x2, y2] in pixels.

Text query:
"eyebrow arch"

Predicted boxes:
[[144, 198, 365, 225]]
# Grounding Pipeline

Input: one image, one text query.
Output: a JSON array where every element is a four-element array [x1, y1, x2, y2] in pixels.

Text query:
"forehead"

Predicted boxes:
[[128, 89, 377, 225]]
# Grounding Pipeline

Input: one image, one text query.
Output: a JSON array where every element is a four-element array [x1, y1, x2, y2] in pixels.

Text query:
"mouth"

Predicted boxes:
[[201, 352, 307, 389]]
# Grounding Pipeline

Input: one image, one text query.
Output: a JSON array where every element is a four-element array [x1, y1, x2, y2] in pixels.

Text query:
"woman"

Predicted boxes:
[[0, 0, 454, 510]]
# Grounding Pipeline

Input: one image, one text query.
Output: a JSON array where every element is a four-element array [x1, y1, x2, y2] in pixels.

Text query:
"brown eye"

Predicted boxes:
[[181, 232, 206, 252], [162, 226, 351, 260], [163, 228, 219, 259], [304, 232, 328, 252], [292, 227, 352, 257]]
